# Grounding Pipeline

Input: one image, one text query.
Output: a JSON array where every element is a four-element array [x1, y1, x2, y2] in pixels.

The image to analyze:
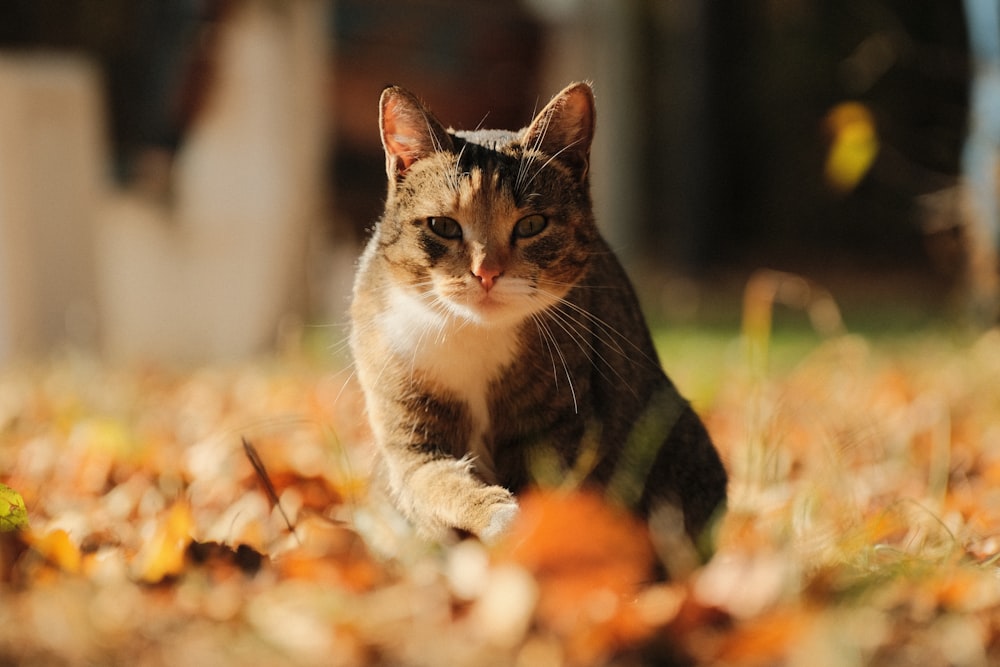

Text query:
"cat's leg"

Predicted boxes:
[[389, 454, 518, 542], [365, 392, 518, 542]]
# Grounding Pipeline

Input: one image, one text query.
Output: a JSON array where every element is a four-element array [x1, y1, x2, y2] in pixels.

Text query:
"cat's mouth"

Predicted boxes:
[[438, 284, 521, 324], [434, 276, 553, 326], [467, 288, 507, 314]]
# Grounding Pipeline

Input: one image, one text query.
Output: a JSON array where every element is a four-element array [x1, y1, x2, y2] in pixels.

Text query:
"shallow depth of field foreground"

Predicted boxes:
[[1, 304, 999, 666]]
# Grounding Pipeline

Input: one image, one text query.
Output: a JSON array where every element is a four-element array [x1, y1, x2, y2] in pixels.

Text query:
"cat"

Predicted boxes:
[[349, 81, 727, 550]]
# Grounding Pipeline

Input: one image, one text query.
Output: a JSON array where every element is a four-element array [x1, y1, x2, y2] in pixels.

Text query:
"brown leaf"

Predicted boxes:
[[274, 515, 382, 592]]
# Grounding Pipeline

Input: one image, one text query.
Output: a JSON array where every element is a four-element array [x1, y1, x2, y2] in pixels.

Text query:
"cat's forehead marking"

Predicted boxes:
[[448, 166, 478, 212], [448, 165, 521, 237]]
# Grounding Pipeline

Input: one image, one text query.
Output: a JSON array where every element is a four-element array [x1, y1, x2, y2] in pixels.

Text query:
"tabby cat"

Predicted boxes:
[[350, 82, 726, 547]]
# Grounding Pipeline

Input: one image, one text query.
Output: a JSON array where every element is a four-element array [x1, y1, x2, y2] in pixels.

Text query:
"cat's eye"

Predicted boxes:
[[513, 214, 548, 239], [427, 216, 463, 240]]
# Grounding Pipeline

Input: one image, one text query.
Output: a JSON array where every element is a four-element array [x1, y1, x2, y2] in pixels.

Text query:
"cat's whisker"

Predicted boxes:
[[521, 191, 543, 205], [450, 143, 470, 194], [369, 347, 398, 396], [341, 316, 384, 350], [327, 334, 354, 357], [529, 112, 552, 153], [546, 296, 629, 358], [513, 113, 555, 194], [562, 309, 626, 360], [531, 315, 578, 412], [522, 137, 583, 191], [411, 299, 453, 377], [516, 107, 557, 194], [302, 318, 354, 355], [535, 277, 619, 291], [408, 324, 429, 381], [410, 285, 473, 345], [514, 148, 539, 198], [514, 130, 550, 197], [535, 305, 597, 365], [536, 287, 661, 370], [330, 366, 359, 407], [422, 111, 445, 155], [530, 313, 579, 414], [538, 302, 639, 399]]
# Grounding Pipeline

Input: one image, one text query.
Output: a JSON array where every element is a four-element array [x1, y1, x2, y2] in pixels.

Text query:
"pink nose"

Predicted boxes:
[[473, 265, 502, 291]]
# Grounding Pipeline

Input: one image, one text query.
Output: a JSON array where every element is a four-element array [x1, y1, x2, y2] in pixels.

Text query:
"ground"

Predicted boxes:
[[1, 281, 999, 666]]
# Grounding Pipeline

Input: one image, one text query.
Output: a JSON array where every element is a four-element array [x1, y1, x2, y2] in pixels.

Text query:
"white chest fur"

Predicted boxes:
[[377, 285, 520, 480]]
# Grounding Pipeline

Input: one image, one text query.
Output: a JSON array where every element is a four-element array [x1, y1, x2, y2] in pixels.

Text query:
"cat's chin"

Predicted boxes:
[[449, 301, 517, 326], [446, 294, 536, 327]]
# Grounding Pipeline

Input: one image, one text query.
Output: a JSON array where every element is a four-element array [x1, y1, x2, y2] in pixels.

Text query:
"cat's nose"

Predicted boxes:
[[473, 265, 502, 291]]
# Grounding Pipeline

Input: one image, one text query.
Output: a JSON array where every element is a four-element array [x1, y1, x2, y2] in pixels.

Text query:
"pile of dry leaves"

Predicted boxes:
[[1, 325, 999, 666]]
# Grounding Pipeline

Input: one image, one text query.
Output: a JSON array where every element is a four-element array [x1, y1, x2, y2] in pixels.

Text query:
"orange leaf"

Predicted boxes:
[[933, 568, 1000, 613], [498, 489, 657, 663], [274, 516, 381, 591], [500, 489, 654, 584], [131, 501, 194, 583], [26, 528, 82, 574], [715, 607, 816, 665]]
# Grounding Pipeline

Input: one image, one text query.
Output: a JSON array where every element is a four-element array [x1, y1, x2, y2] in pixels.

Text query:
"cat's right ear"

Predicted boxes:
[[379, 86, 453, 180]]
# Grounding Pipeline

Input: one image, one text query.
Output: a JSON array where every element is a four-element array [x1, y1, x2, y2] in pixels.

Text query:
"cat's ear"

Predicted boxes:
[[522, 82, 595, 182], [379, 86, 453, 179]]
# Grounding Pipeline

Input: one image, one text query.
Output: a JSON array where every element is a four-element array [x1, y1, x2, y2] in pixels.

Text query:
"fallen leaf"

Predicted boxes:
[[499, 489, 657, 664], [0, 482, 29, 532], [714, 607, 818, 665], [26, 528, 82, 574], [131, 500, 194, 583]]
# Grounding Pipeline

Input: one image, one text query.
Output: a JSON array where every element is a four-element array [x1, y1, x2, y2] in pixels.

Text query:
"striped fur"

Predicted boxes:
[[350, 83, 726, 547]]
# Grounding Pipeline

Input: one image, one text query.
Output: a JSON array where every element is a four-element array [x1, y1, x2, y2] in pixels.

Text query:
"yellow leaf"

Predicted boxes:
[[73, 417, 137, 459], [823, 102, 879, 192], [132, 501, 195, 583], [0, 482, 29, 532], [27, 529, 82, 573]]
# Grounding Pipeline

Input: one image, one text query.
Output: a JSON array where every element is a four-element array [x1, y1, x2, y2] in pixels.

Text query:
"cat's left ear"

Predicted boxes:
[[522, 82, 595, 182], [379, 86, 453, 180]]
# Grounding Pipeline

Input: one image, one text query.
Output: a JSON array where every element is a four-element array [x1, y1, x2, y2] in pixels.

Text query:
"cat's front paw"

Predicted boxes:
[[393, 458, 520, 542], [461, 486, 518, 544], [477, 489, 520, 544]]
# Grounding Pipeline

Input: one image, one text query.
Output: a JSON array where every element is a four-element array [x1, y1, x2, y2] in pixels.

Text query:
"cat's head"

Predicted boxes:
[[373, 82, 599, 326]]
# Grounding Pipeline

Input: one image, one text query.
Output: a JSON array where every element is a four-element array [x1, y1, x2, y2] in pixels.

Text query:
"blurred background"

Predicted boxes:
[[0, 0, 995, 364]]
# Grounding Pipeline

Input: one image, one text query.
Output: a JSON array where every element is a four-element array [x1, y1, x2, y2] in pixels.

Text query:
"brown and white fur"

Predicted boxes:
[[350, 82, 727, 546]]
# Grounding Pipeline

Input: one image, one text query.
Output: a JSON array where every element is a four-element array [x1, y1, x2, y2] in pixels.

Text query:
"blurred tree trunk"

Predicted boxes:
[[98, 0, 328, 362], [0, 55, 105, 361], [961, 0, 1000, 324]]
